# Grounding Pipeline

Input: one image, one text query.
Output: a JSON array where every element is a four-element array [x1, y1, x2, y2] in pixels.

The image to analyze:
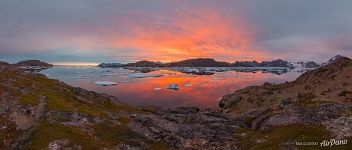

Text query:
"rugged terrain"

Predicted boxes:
[[1, 56, 351, 149], [0, 61, 245, 149], [220, 56, 352, 148]]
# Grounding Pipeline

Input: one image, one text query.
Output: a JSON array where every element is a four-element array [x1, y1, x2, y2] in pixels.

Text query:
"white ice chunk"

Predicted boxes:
[[94, 81, 118, 86], [153, 87, 162, 90], [100, 73, 120, 76], [184, 83, 192, 87]]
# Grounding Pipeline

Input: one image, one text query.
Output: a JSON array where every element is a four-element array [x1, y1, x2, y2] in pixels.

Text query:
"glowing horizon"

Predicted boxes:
[[0, 0, 351, 63]]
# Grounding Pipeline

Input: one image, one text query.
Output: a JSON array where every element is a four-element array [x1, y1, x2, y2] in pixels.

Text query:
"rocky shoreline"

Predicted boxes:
[[1, 56, 352, 149]]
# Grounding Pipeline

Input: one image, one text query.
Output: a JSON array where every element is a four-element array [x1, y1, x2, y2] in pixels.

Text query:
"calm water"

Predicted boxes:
[[41, 66, 303, 108]]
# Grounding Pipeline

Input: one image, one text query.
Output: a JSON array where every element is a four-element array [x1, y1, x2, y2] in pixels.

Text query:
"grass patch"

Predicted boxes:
[[25, 122, 101, 150], [93, 119, 172, 150], [297, 92, 317, 106], [28, 75, 141, 117], [19, 93, 40, 105], [235, 125, 331, 150], [339, 90, 352, 97]]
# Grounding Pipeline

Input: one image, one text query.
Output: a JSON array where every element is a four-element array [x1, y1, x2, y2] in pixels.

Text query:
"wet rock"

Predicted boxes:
[[117, 140, 149, 150], [280, 98, 294, 108], [258, 103, 352, 131], [219, 95, 242, 109], [323, 115, 352, 139], [168, 106, 200, 114], [128, 107, 245, 150], [10, 111, 35, 130], [251, 113, 272, 131], [48, 139, 70, 150], [263, 82, 272, 87], [244, 109, 271, 120], [47, 111, 95, 124]]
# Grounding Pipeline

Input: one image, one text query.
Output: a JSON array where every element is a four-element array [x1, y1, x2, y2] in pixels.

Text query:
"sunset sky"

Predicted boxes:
[[0, 0, 351, 64]]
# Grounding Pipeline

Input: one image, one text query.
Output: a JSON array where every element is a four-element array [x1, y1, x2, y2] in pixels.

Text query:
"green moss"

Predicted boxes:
[[26, 76, 135, 116], [7, 87, 22, 97], [244, 117, 254, 127], [93, 119, 173, 149], [297, 92, 317, 106], [339, 90, 352, 97], [236, 125, 331, 150], [19, 93, 40, 105], [25, 122, 101, 150], [93, 120, 136, 145], [2, 69, 171, 149]]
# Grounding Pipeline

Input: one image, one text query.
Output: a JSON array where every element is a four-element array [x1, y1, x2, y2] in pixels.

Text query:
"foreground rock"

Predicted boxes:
[[2, 56, 352, 149], [0, 62, 246, 149], [220, 56, 352, 144], [128, 107, 246, 150]]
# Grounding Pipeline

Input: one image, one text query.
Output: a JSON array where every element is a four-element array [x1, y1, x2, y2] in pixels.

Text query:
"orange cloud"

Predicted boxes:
[[101, 8, 269, 62]]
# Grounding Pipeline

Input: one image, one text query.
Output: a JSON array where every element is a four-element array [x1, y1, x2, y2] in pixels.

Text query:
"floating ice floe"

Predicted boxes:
[[129, 73, 163, 78], [212, 77, 225, 80], [153, 87, 162, 90], [168, 84, 180, 90], [94, 81, 118, 86], [72, 75, 90, 79], [184, 83, 192, 87], [100, 73, 120, 76]]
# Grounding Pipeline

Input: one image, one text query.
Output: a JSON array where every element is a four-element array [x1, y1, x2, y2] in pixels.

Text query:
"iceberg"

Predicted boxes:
[[94, 81, 118, 86], [153, 87, 162, 90], [184, 83, 192, 87], [168, 84, 180, 90], [100, 73, 120, 76], [72, 75, 90, 79], [129, 73, 163, 78]]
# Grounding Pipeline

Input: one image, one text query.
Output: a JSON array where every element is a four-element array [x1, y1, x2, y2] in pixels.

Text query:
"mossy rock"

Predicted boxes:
[[234, 125, 350, 150]]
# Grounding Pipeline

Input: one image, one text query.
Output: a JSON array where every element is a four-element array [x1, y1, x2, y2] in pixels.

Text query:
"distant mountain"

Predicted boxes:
[[123, 60, 163, 67], [98, 62, 123, 67], [232, 59, 289, 67], [303, 61, 319, 68], [288, 61, 320, 69], [260, 59, 289, 67], [164, 58, 230, 67], [120, 58, 290, 67], [324, 55, 345, 65], [232, 61, 259, 67]]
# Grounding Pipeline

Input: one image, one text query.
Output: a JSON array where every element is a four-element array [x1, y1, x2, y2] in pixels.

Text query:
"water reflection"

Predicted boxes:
[[41, 66, 303, 108]]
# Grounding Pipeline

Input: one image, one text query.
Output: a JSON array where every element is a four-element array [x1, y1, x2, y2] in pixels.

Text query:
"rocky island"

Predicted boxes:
[[14, 60, 53, 71], [112, 58, 292, 68], [100, 58, 299, 75], [1, 56, 351, 149]]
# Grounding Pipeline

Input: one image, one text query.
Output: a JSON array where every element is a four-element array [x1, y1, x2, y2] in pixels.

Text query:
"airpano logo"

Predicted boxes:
[[294, 139, 348, 147], [320, 139, 348, 147]]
